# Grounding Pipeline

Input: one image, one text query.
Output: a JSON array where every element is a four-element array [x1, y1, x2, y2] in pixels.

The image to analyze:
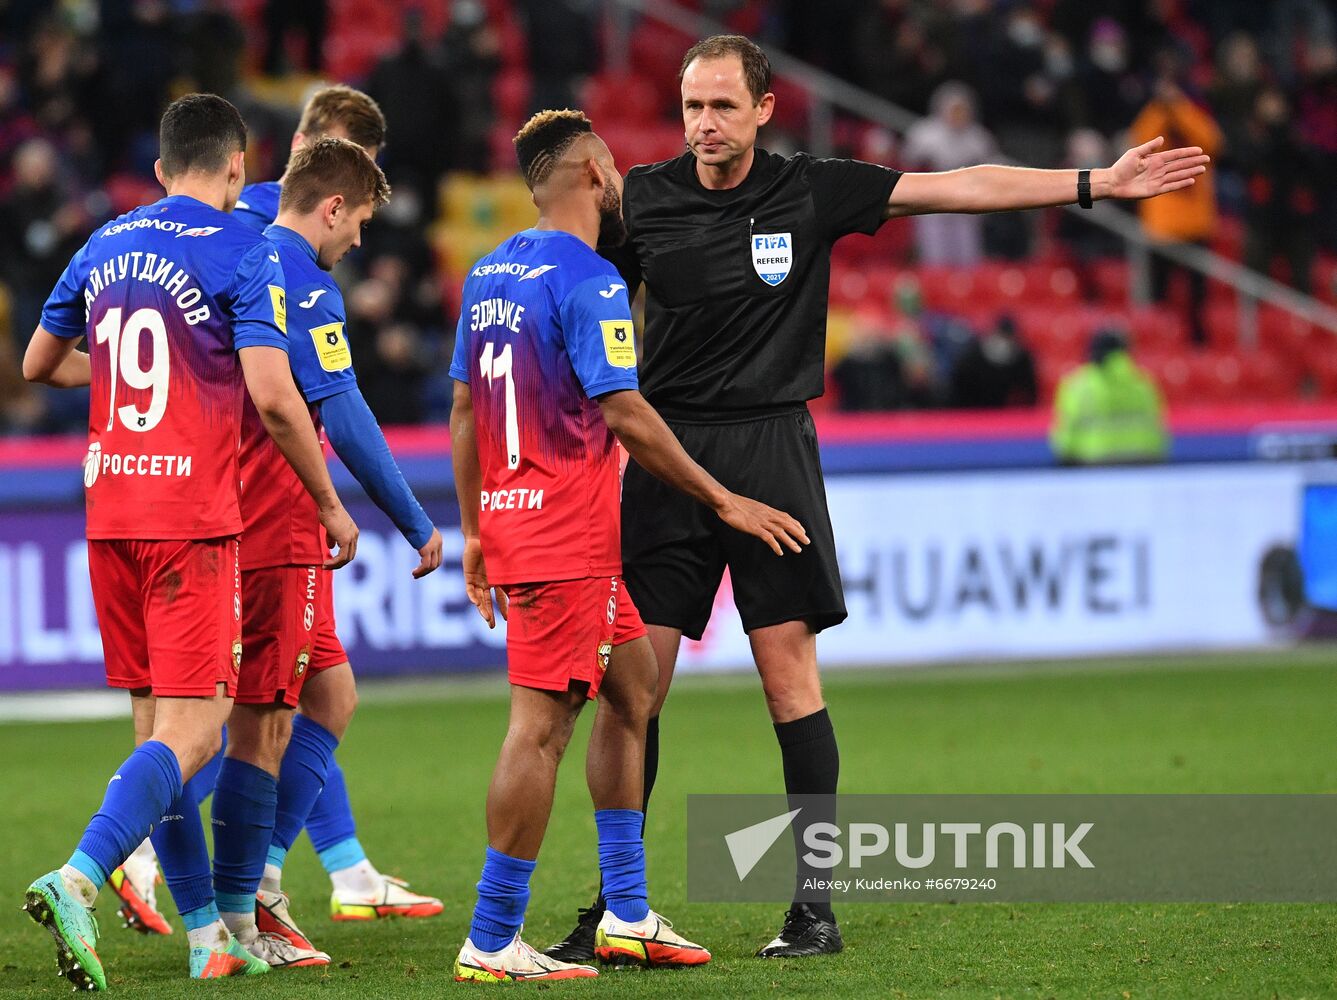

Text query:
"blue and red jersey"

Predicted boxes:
[[238, 223, 358, 569], [41, 194, 288, 540], [450, 228, 639, 585]]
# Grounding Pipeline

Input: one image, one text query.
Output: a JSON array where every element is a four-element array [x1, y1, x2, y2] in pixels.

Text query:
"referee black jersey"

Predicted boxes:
[[604, 149, 900, 421]]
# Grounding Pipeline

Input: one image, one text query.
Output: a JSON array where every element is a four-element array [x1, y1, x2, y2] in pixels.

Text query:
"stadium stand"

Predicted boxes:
[[2, 0, 1336, 433]]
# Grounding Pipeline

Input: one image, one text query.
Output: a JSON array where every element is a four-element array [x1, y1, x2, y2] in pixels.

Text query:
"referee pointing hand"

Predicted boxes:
[[544, 34, 1211, 962]]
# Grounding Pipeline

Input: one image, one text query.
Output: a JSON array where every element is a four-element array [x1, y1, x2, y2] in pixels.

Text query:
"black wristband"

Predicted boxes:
[[1077, 169, 1093, 209]]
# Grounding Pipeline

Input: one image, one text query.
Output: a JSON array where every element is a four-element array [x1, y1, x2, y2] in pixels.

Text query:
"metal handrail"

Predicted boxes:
[[604, 0, 1337, 344]]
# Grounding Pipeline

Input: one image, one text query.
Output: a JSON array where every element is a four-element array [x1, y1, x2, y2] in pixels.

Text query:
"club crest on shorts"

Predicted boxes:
[[294, 645, 310, 680], [231, 638, 242, 673], [597, 641, 612, 671], [751, 232, 792, 286]]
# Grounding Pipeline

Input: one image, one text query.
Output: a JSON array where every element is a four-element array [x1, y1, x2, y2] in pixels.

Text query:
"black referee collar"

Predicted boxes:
[[684, 147, 772, 196]]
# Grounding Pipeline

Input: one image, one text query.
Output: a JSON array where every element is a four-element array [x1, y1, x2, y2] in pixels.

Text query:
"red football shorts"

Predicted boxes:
[[89, 536, 241, 697], [501, 575, 646, 698], [237, 564, 346, 707]]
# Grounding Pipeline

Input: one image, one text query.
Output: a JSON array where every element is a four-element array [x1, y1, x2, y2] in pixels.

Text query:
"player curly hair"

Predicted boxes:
[[679, 34, 772, 104], [280, 136, 391, 214], [297, 84, 387, 152], [513, 109, 594, 190]]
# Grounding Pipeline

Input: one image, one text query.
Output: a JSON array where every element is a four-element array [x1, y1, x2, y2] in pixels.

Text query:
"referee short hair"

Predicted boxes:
[[513, 109, 594, 190], [298, 84, 387, 152], [159, 93, 247, 178], [280, 136, 391, 214], [680, 34, 772, 105]]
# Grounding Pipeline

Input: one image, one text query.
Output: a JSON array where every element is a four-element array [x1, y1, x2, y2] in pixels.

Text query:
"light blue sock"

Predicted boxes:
[[180, 900, 222, 933], [317, 837, 368, 875]]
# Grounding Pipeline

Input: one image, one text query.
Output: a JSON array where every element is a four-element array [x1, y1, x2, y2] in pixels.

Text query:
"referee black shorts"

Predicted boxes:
[[621, 406, 847, 641]]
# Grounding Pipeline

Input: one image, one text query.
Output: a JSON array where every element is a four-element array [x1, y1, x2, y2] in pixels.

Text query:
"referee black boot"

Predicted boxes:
[[756, 903, 844, 958], [542, 893, 604, 963]]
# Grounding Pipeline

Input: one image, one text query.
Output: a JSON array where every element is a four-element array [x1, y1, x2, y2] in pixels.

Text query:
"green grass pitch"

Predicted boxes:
[[2, 649, 1335, 998]]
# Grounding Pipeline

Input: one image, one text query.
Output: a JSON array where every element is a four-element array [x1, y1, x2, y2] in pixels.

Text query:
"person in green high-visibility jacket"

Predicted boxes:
[[1050, 328, 1170, 465]]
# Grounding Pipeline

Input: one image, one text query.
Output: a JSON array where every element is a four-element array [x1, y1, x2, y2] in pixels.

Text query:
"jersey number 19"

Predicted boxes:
[[94, 307, 170, 433]]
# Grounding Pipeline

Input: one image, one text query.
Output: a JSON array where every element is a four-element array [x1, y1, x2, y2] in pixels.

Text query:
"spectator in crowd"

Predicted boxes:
[[950, 314, 1038, 409], [264, 0, 327, 74], [0, 284, 44, 433], [440, 0, 501, 173], [830, 311, 905, 413], [832, 308, 939, 412], [346, 276, 434, 426], [852, 1, 953, 118], [366, 9, 456, 215], [1209, 33, 1267, 172], [0, 138, 86, 351], [1128, 64, 1222, 346], [977, 3, 1063, 164], [901, 81, 999, 266], [515, 0, 598, 114], [1051, 328, 1169, 465], [1238, 86, 1319, 294], [1074, 18, 1148, 139], [0, 137, 91, 432], [1294, 41, 1337, 250]]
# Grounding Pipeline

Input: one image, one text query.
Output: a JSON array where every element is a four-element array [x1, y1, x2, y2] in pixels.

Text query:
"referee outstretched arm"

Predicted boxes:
[[885, 135, 1209, 218]]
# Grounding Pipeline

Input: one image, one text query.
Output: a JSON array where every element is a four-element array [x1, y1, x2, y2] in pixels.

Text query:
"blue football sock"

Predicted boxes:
[[149, 789, 214, 920], [211, 757, 278, 911], [469, 847, 535, 953], [69, 741, 182, 890], [186, 726, 226, 806], [306, 758, 357, 857], [595, 809, 649, 923], [272, 715, 339, 860]]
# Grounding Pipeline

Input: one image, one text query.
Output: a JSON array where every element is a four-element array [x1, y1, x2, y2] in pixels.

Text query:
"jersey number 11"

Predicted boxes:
[[479, 341, 520, 470]]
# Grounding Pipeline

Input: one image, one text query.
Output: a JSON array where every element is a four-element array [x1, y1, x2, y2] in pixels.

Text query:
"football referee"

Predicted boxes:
[[545, 34, 1210, 961]]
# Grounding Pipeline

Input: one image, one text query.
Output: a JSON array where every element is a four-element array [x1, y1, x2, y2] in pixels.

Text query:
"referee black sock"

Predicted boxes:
[[595, 715, 660, 912], [775, 707, 839, 924], [642, 715, 660, 827]]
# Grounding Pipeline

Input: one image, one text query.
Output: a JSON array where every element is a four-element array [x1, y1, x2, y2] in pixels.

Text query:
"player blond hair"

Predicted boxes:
[[297, 85, 387, 152]]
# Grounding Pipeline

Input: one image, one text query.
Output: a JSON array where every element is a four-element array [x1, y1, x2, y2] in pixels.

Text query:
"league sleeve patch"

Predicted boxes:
[[308, 322, 352, 372], [268, 285, 287, 334], [599, 319, 636, 369]]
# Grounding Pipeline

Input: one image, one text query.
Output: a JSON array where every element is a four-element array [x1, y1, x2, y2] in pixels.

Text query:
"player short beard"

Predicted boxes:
[[598, 182, 627, 248]]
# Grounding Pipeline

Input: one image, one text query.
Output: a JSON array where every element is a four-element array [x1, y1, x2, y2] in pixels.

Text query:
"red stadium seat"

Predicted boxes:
[[1127, 306, 1188, 352], [580, 72, 663, 124], [1315, 255, 1337, 305], [597, 122, 685, 171], [1089, 258, 1130, 303], [492, 68, 532, 126]]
